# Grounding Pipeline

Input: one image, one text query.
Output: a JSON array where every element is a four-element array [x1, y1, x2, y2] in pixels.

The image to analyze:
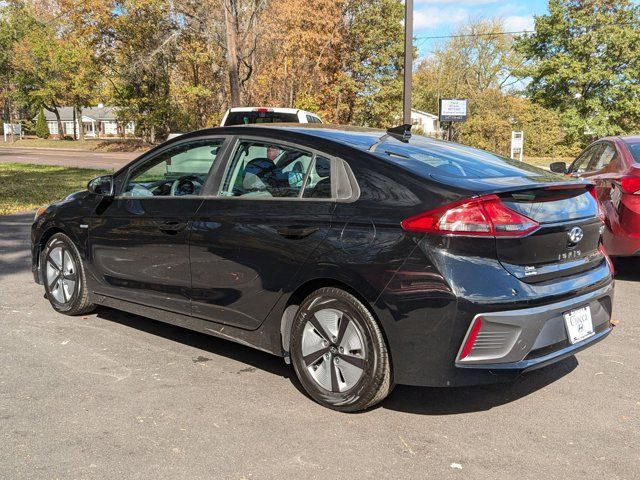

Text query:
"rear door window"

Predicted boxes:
[[624, 140, 640, 163], [219, 140, 332, 199]]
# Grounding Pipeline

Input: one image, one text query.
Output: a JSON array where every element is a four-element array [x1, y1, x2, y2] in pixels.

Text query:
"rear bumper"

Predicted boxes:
[[455, 282, 613, 368], [457, 327, 611, 372]]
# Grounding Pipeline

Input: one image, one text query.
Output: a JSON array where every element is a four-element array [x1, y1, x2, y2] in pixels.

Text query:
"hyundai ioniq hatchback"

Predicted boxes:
[[32, 125, 614, 411]]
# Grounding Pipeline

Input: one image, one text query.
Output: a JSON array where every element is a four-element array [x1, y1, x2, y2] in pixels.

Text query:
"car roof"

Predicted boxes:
[[225, 107, 319, 116]]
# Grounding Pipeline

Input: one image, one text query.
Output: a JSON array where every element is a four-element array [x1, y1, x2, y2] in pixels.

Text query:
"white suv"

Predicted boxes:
[[220, 107, 323, 126]]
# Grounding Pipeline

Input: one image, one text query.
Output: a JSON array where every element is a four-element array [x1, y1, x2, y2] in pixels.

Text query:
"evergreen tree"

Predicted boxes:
[[35, 108, 49, 138]]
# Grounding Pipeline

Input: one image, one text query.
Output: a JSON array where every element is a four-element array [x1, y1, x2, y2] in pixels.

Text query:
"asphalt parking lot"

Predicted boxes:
[[1, 212, 638, 480]]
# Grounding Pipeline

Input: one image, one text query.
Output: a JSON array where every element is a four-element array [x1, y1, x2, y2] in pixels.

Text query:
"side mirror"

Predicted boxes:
[[549, 162, 568, 174], [88, 175, 114, 197]]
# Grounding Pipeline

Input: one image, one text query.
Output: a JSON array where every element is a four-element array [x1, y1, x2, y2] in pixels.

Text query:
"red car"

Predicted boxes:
[[551, 136, 640, 256]]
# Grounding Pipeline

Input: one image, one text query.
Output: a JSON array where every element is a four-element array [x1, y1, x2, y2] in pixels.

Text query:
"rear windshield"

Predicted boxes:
[[500, 188, 597, 223], [624, 139, 640, 163], [372, 135, 544, 179], [224, 112, 299, 126]]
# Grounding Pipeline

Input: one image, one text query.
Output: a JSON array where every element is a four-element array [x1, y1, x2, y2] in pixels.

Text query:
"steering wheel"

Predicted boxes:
[[170, 175, 203, 196]]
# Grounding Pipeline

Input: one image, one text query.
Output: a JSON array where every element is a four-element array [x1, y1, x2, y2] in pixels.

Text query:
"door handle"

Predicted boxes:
[[276, 226, 319, 239], [157, 221, 187, 234]]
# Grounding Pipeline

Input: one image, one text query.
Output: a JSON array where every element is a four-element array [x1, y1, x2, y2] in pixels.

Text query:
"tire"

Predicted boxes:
[[290, 287, 393, 412], [41, 233, 96, 316]]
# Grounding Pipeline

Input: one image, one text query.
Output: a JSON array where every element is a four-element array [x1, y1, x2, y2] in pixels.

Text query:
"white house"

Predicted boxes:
[[410, 109, 440, 137], [40, 105, 135, 138]]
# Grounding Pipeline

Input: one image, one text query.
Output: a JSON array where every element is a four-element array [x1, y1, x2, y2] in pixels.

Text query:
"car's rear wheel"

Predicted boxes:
[[42, 233, 95, 315], [290, 287, 393, 412]]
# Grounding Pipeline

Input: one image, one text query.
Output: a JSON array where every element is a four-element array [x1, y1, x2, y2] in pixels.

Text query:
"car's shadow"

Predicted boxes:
[[613, 256, 640, 281], [380, 357, 577, 415], [95, 306, 577, 416]]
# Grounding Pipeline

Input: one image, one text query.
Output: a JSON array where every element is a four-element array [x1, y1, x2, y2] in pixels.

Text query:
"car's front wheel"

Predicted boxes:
[[42, 233, 95, 316], [290, 287, 393, 412]]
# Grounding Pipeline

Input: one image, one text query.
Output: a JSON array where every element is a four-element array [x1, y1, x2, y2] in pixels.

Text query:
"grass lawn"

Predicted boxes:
[[0, 163, 108, 216], [4, 138, 98, 150]]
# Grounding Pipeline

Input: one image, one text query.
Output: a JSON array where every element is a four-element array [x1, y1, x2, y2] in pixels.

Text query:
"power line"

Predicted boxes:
[[416, 30, 533, 43], [415, 19, 640, 44]]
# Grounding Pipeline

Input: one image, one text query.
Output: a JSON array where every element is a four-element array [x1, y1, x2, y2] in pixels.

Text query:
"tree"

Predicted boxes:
[[515, 0, 640, 145], [339, 0, 405, 127], [413, 19, 524, 115], [457, 89, 565, 157], [107, 0, 177, 142], [35, 108, 49, 138]]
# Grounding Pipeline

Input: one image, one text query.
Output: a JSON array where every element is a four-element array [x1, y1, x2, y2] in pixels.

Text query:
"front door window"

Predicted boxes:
[[122, 140, 223, 197]]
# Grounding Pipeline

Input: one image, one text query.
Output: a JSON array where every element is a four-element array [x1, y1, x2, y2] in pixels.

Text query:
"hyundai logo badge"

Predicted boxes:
[[568, 226, 584, 244]]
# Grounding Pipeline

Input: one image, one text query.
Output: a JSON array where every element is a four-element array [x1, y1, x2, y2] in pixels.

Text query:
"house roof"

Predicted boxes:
[[411, 109, 438, 119], [41, 106, 118, 122]]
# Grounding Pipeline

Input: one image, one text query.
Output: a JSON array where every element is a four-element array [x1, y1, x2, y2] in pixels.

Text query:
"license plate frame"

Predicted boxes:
[[564, 306, 595, 345]]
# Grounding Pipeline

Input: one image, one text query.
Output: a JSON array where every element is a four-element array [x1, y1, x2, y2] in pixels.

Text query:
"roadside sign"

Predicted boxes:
[[439, 99, 467, 122], [511, 131, 524, 161], [3, 123, 22, 142]]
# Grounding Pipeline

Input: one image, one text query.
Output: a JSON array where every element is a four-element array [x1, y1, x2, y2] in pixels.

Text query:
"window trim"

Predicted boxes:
[[114, 135, 233, 199]]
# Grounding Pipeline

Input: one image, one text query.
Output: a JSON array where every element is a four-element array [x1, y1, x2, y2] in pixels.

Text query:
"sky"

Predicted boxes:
[[414, 0, 549, 58]]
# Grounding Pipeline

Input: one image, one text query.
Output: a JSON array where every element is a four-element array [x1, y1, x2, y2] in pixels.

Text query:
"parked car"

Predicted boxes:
[[220, 107, 322, 126], [32, 125, 614, 411], [551, 136, 640, 256]]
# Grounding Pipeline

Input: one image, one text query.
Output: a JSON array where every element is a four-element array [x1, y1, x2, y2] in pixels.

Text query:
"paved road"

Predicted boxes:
[[0, 147, 138, 170], [1, 213, 638, 480]]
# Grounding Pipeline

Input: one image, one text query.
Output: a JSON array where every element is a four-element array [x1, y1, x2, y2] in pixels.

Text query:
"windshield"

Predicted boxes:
[[224, 111, 299, 126]]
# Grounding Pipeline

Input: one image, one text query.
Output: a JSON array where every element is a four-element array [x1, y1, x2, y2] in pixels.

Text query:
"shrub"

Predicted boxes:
[[35, 109, 49, 139]]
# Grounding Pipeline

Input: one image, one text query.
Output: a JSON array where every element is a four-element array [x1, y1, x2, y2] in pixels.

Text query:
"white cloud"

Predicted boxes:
[[414, 7, 470, 30], [503, 15, 535, 32], [415, 0, 499, 5]]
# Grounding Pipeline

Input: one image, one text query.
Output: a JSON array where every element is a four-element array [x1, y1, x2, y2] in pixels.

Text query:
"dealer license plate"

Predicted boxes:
[[564, 306, 595, 345]]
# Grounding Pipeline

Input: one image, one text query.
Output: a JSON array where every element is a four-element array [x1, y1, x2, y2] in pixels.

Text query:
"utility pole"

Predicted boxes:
[[402, 0, 413, 125]]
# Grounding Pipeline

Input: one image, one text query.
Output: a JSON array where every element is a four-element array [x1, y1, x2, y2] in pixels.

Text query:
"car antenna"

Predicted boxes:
[[369, 124, 412, 152]]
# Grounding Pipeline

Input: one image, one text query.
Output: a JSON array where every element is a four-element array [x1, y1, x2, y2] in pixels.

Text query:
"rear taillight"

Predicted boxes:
[[254, 107, 272, 113], [599, 244, 615, 275], [620, 176, 640, 194], [459, 317, 483, 360], [401, 194, 539, 238]]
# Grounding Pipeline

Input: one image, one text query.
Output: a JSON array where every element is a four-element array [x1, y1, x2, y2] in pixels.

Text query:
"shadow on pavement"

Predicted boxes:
[[0, 213, 34, 279], [612, 256, 640, 281], [381, 357, 577, 415], [96, 305, 577, 416], [95, 306, 297, 381]]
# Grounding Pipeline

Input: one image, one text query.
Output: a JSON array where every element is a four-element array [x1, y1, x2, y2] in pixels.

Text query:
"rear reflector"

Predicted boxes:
[[620, 176, 640, 194], [460, 317, 483, 360], [401, 194, 539, 238]]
